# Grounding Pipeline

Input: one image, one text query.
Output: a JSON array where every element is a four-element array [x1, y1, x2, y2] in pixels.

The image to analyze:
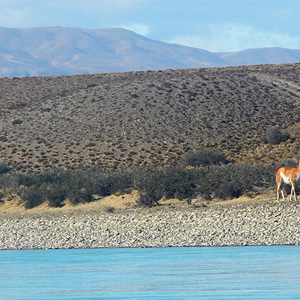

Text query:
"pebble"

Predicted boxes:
[[0, 201, 300, 250]]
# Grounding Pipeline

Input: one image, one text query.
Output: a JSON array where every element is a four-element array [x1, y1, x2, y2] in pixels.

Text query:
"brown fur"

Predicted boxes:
[[275, 161, 300, 201]]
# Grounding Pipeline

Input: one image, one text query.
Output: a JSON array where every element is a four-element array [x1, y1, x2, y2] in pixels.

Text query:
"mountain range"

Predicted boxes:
[[0, 27, 300, 77]]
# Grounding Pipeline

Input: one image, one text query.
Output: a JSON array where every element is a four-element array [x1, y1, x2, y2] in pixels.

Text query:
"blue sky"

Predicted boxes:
[[0, 0, 300, 52]]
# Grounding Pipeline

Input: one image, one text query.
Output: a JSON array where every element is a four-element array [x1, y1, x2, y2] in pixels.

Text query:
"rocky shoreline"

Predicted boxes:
[[0, 200, 300, 250]]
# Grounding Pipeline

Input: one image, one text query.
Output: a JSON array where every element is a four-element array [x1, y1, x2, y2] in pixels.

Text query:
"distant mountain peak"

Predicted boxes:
[[0, 27, 299, 77]]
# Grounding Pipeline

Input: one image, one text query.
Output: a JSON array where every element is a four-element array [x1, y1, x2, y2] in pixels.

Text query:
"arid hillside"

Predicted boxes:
[[1, 63, 300, 173]]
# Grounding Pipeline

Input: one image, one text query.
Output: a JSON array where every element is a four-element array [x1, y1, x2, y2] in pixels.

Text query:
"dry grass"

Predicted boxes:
[[0, 189, 281, 216], [0, 190, 139, 215]]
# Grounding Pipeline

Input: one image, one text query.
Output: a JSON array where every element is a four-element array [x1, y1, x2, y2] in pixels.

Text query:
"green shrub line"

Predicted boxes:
[[0, 163, 276, 208], [181, 149, 229, 167], [1, 150, 294, 208]]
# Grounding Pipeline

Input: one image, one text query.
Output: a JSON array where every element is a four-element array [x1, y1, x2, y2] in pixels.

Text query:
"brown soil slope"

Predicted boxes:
[[1, 63, 300, 173]]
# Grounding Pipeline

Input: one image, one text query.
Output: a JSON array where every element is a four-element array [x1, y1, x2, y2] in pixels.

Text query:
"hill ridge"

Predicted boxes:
[[1, 63, 300, 173]]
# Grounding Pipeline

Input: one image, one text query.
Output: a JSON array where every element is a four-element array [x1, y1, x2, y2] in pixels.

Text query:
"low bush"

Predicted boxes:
[[158, 167, 198, 200], [11, 119, 23, 125], [196, 163, 274, 200], [91, 169, 133, 197], [181, 149, 228, 167], [67, 188, 94, 205], [133, 168, 162, 207], [276, 159, 298, 168], [263, 127, 291, 145], [0, 163, 277, 208], [0, 162, 10, 174], [9, 168, 134, 208], [105, 206, 116, 213], [47, 185, 68, 207], [21, 186, 45, 209], [133, 167, 200, 207]]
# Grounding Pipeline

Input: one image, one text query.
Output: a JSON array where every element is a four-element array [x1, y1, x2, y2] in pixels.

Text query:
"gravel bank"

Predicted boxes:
[[0, 201, 300, 250]]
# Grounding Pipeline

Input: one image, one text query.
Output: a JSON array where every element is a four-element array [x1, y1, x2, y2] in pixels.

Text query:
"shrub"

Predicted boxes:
[[158, 167, 198, 200], [0, 163, 277, 208], [87, 169, 133, 198], [182, 149, 228, 167], [0, 162, 10, 174], [21, 186, 45, 209], [67, 188, 93, 205], [0, 173, 20, 192], [138, 192, 160, 207], [276, 159, 298, 168], [133, 168, 162, 207], [263, 127, 291, 145], [105, 206, 116, 213], [12, 119, 23, 125], [62, 170, 93, 203], [17, 170, 64, 187], [196, 163, 274, 200], [19, 168, 134, 207], [47, 185, 68, 207], [133, 167, 199, 206]]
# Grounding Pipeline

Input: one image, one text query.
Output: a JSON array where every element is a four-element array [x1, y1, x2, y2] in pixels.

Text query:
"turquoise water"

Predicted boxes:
[[1, 246, 300, 299]]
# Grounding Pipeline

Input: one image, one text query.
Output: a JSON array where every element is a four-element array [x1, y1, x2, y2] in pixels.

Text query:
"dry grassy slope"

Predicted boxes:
[[1, 63, 300, 173]]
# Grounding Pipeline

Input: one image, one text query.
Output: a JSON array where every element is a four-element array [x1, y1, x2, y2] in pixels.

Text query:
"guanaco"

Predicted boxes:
[[275, 160, 300, 201]]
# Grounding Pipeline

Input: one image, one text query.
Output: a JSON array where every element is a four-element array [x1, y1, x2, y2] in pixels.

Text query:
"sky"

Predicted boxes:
[[0, 0, 300, 52]]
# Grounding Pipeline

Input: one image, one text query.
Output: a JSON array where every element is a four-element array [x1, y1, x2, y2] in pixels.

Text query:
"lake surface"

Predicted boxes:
[[1, 246, 300, 299]]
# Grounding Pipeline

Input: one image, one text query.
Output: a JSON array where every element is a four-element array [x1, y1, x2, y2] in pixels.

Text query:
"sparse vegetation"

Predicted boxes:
[[15, 168, 133, 208], [0, 162, 276, 208], [1, 64, 300, 209], [1, 64, 300, 174]]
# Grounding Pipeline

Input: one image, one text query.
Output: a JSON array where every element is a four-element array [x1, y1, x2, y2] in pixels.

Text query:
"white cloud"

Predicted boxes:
[[169, 24, 300, 52], [120, 23, 150, 36]]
